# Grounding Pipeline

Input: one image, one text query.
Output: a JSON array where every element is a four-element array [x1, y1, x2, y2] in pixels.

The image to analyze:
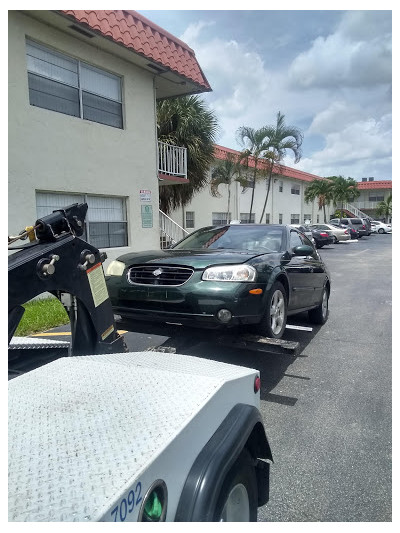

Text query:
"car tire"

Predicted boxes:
[[308, 285, 329, 324], [213, 448, 258, 522], [378, 228, 384, 234], [255, 282, 287, 338]]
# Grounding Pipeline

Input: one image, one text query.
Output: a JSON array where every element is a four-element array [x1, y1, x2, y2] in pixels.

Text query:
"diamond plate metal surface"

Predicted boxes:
[[9, 336, 70, 350], [9, 351, 255, 521]]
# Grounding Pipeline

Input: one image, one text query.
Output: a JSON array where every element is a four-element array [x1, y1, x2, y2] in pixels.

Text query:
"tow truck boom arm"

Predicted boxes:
[[8, 203, 125, 355]]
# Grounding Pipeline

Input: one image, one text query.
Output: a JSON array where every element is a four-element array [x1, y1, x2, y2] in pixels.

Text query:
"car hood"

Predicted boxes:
[[116, 249, 264, 270]]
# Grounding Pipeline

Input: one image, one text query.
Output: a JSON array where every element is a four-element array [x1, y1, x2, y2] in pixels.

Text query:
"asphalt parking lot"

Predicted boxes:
[[118, 234, 392, 522], [24, 233, 392, 522]]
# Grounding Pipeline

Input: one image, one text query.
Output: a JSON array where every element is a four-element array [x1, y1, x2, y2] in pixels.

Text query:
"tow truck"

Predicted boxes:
[[8, 203, 273, 522]]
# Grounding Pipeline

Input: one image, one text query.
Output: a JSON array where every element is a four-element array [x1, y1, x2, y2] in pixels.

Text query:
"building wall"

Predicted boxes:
[[8, 11, 161, 267], [353, 188, 392, 215], [170, 170, 332, 233]]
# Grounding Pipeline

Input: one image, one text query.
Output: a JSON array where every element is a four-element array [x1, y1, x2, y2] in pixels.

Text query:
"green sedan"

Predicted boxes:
[[105, 224, 331, 339]]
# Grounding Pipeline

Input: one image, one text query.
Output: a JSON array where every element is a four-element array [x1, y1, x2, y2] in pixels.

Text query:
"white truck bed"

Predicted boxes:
[[8, 351, 260, 522]]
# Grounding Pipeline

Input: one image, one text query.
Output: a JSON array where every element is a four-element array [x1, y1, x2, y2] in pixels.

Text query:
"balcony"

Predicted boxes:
[[158, 141, 188, 185]]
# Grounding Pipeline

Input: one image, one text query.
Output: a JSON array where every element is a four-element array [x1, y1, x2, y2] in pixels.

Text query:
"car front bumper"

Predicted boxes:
[[106, 274, 268, 329]]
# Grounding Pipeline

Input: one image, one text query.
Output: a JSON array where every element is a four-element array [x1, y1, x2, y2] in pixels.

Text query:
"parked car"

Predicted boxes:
[[329, 217, 368, 238], [308, 227, 335, 248], [289, 224, 316, 245], [361, 217, 373, 236], [309, 223, 351, 243], [106, 224, 331, 339], [371, 220, 392, 234]]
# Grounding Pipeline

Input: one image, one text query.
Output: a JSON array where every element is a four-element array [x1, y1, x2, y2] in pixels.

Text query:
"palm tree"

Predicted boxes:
[[157, 96, 219, 214], [327, 175, 360, 217], [304, 179, 334, 223], [210, 152, 243, 220], [258, 112, 303, 223], [236, 126, 272, 223], [375, 194, 392, 222]]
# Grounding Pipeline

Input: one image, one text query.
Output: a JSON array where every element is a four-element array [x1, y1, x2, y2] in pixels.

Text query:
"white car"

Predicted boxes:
[[371, 221, 392, 234], [309, 223, 351, 243]]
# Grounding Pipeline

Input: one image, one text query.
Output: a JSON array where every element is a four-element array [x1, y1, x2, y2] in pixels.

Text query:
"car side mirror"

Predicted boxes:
[[292, 245, 314, 256]]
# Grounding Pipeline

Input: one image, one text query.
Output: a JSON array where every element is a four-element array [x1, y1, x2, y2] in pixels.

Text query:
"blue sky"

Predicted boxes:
[[138, 8, 392, 181]]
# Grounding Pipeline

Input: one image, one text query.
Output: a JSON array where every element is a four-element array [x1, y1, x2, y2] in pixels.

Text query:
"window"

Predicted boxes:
[[212, 212, 231, 225], [36, 192, 127, 248], [240, 213, 255, 223], [279, 213, 283, 224], [290, 231, 303, 249], [291, 214, 300, 224], [26, 39, 123, 128], [185, 211, 195, 229], [369, 195, 384, 202], [265, 213, 270, 224], [291, 185, 300, 195], [316, 215, 320, 223], [279, 181, 283, 192], [304, 214, 312, 224]]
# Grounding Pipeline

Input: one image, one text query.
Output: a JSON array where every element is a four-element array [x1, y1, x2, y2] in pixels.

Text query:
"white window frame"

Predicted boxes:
[[279, 213, 283, 224], [240, 213, 255, 224], [212, 212, 231, 225], [26, 39, 123, 128], [36, 191, 128, 248], [291, 213, 300, 224], [185, 211, 195, 229], [291, 185, 300, 195]]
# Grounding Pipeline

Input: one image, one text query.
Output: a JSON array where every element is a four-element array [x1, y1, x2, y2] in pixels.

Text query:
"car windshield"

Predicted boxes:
[[172, 225, 284, 252]]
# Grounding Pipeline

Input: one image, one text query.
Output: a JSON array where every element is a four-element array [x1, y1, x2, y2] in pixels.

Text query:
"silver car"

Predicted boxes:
[[310, 223, 351, 243]]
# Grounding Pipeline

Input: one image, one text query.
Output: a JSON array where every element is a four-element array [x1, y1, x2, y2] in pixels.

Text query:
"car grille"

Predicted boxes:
[[127, 265, 194, 286]]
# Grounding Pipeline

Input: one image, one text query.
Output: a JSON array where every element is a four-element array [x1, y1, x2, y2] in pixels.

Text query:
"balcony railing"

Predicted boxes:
[[158, 141, 187, 179]]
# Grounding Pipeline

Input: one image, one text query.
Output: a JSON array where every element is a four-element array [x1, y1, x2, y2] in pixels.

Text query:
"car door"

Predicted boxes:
[[300, 234, 327, 305], [284, 230, 314, 310]]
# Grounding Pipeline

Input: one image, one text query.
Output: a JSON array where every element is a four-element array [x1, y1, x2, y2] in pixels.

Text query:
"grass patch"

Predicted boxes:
[[14, 297, 70, 336]]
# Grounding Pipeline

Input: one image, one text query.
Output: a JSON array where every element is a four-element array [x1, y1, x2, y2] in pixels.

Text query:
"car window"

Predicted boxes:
[[340, 219, 349, 225], [172, 225, 284, 252], [289, 230, 303, 249]]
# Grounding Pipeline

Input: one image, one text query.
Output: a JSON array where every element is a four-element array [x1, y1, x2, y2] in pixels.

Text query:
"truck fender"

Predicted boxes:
[[175, 403, 273, 521]]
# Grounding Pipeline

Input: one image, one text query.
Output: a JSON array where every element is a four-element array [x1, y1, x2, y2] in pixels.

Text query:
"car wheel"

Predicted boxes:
[[378, 228, 384, 234], [308, 285, 329, 324], [256, 282, 287, 338], [214, 449, 258, 522]]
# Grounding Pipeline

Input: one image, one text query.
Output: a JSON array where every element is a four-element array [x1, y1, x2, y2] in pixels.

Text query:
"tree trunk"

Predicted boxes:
[[248, 168, 257, 223], [259, 167, 273, 223]]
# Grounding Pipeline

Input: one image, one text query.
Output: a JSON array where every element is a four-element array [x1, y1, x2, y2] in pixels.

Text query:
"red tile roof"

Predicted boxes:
[[214, 145, 392, 189], [60, 10, 211, 91], [357, 180, 392, 190], [213, 144, 323, 183]]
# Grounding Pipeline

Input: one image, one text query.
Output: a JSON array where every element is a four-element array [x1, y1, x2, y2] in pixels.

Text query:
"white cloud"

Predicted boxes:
[[288, 11, 391, 89], [178, 11, 391, 180]]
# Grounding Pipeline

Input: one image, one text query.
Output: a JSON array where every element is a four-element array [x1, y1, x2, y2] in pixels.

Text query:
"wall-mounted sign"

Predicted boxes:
[[141, 204, 153, 228], [140, 189, 152, 202]]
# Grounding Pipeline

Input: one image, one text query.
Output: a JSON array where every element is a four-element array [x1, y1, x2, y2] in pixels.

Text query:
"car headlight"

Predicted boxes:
[[106, 260, 126, 276], [202, 264, 256, 282]]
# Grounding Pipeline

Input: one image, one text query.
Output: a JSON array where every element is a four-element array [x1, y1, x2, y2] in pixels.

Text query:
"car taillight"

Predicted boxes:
[[320, 232, 328, 237], [362, 225, 365, 229], [344, 229, 348, 234]]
